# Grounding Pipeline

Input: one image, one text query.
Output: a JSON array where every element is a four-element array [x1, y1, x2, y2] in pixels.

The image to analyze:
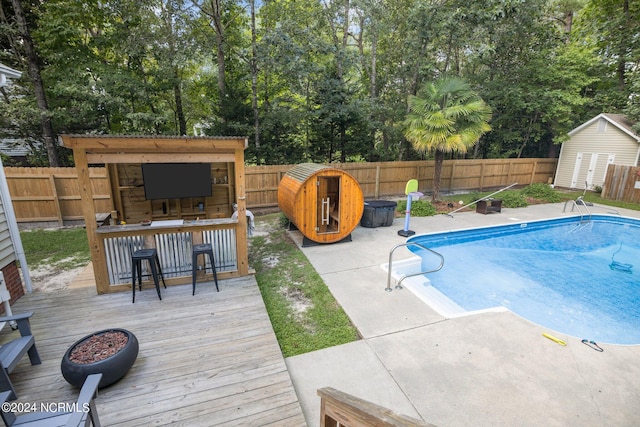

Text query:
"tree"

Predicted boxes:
[[156, 0, 194, 135], [573, 0, 640, 114], [1, 0, 632, 165], [625, 71, 640, 133], [404, 77, 492, 202], [579, 0, 639, 92], [9, 0, 60, 166]]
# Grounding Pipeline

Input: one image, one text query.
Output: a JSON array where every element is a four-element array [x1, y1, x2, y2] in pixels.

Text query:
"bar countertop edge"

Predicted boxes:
[[96, 218, 238, 234]]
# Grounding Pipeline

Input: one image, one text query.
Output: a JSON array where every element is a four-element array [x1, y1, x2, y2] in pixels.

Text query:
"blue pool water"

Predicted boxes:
[[406, 215, 640, 345]]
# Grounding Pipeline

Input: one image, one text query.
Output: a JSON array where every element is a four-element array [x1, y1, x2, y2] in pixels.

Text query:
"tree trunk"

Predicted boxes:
[[617, 0, 630, 91], [340, 126, 346, 163], [162, 2, 186, 136], [432, 150, 445, 202], [250, 0, 260, 148], [409, 40, 428, 96], [564, 11, 573, 35], [370, 31, 380, 156], [208, 0, 226, 116], [11, 0, 60, 166], [173, 72, 187, 135]]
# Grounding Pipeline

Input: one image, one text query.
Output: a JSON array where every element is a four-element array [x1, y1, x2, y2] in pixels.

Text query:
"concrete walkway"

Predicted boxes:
[[285, 203, 640, 427]]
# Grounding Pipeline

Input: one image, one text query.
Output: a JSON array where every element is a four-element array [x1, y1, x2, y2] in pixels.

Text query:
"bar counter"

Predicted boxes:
[[96, 218, 237, 236], [95, 218, 240, 291]]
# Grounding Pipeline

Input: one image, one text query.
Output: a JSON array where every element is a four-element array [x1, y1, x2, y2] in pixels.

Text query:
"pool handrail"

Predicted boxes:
[[386, 242, 444, 292], [563, 197, 592, 222]]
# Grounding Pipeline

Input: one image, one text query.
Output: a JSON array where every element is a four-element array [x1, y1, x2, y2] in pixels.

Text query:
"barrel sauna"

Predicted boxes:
[[278, 163, 364, 244]]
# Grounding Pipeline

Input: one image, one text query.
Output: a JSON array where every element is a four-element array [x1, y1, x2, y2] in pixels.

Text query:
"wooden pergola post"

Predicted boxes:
[[71, 146, 110, 292]]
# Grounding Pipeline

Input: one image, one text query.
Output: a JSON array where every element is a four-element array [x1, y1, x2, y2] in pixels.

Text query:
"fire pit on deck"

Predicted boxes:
[[61, 328, 138, 388]]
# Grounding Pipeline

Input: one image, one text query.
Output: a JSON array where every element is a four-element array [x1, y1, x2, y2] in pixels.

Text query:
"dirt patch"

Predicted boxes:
[[252, 216, 315, 322], [261, 255, 280, 268], [431, 200, 473, 214], [27, 256, 85, 292], [279, 284, 315, 333], [525, 197, 549, 205], [280, 285, 313, 316]]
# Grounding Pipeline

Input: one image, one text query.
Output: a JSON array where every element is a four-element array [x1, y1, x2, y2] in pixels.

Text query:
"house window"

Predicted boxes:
[[597, 118, 607, 132]]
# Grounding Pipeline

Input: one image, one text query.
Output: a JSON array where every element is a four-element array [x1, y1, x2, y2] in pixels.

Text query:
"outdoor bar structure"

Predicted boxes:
[[60, 135, 250, 295]]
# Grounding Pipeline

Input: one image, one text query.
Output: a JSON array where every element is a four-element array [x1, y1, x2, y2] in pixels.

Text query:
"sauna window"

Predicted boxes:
[[317, 176, 341, 234]]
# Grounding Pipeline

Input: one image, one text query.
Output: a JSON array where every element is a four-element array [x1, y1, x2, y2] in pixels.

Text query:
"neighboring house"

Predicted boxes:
[[554, 113, 640, 190], [1, 64, 29, 165], [0, 63, 21, 87], [0, 139, 31, 165]]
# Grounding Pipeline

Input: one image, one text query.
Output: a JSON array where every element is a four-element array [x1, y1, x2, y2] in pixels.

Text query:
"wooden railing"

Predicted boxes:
[[4, 158, 557, 224], [318, 387, 434, 427]]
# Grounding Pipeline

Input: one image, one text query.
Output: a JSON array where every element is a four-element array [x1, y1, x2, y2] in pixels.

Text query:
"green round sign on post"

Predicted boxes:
[[404, 179, 418, 195]]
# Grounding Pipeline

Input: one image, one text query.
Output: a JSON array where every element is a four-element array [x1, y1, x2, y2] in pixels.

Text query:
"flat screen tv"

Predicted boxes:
[[142, 163, 212, 200]]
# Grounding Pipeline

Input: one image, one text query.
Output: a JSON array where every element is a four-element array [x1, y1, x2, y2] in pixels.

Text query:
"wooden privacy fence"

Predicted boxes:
[[5, 167, 112, 225], [4, 158, 557, 223], [602, 164, 640, 204], [245, 158, 557, 209]]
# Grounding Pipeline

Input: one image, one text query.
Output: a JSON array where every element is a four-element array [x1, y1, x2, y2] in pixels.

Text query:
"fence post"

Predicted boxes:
[[375, 164, 380, 198], [530, 160, 538, 185], [450, 162, 456, 192], [49, 175, 64, 226]]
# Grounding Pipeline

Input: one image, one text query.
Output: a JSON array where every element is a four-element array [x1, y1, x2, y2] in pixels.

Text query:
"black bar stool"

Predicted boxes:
[[131, 248, 166, 303], [192, 243, 219, 295]]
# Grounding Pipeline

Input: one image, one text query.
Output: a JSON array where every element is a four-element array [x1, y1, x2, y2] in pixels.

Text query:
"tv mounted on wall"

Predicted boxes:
[[142, 163, 212, 200]]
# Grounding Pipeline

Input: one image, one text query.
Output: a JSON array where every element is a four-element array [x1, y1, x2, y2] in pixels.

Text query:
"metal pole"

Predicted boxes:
[[444, 182, 518, 217], [403, 194, 412, 231]]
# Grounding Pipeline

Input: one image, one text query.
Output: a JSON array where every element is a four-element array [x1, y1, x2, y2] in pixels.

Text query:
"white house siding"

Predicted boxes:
[[555, 116, 640, 189], [0, 64, 26, 305], [0, 200, 16, 269]]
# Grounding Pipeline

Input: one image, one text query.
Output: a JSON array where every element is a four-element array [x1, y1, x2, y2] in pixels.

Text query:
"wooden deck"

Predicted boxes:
[[2, 265, 307, 426]]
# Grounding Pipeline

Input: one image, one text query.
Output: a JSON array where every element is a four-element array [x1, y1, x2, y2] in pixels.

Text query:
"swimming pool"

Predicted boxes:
[[397, 215, 640, 345]]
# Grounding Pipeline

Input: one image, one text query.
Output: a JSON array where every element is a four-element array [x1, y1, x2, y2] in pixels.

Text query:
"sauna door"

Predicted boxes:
[[316, 176, 340, 234]]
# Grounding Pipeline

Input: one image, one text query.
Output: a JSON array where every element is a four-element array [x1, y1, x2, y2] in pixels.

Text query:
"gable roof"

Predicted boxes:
[[568, 113, 640, 142], [0, 139, 31, 157]]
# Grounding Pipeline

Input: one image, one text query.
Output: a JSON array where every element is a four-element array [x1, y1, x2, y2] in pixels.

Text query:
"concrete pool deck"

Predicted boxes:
[[284, 202, 640, 427]]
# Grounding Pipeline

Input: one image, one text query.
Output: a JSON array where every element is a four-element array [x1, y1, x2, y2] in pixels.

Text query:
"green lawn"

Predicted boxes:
[[248, 215, 359, 357], [20, 227, 91, 270]]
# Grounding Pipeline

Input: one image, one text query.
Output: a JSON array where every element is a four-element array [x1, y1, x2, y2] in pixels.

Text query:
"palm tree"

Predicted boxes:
[[404, 77, 492, 202]]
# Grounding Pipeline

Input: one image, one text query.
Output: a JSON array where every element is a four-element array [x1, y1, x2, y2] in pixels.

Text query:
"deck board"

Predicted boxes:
[[1, 267, 307, 426]]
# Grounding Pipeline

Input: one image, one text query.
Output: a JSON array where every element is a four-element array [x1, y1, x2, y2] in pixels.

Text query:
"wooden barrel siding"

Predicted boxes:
[[278, 163, 364, 244]]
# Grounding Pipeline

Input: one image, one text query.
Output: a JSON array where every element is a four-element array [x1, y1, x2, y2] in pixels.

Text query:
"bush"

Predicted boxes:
[[499, 191, 528, 208], [396, 199, 437, 216], [279, 213, 290, 228], [467, 191, 483, 203], [521, 183, 561, 202]]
